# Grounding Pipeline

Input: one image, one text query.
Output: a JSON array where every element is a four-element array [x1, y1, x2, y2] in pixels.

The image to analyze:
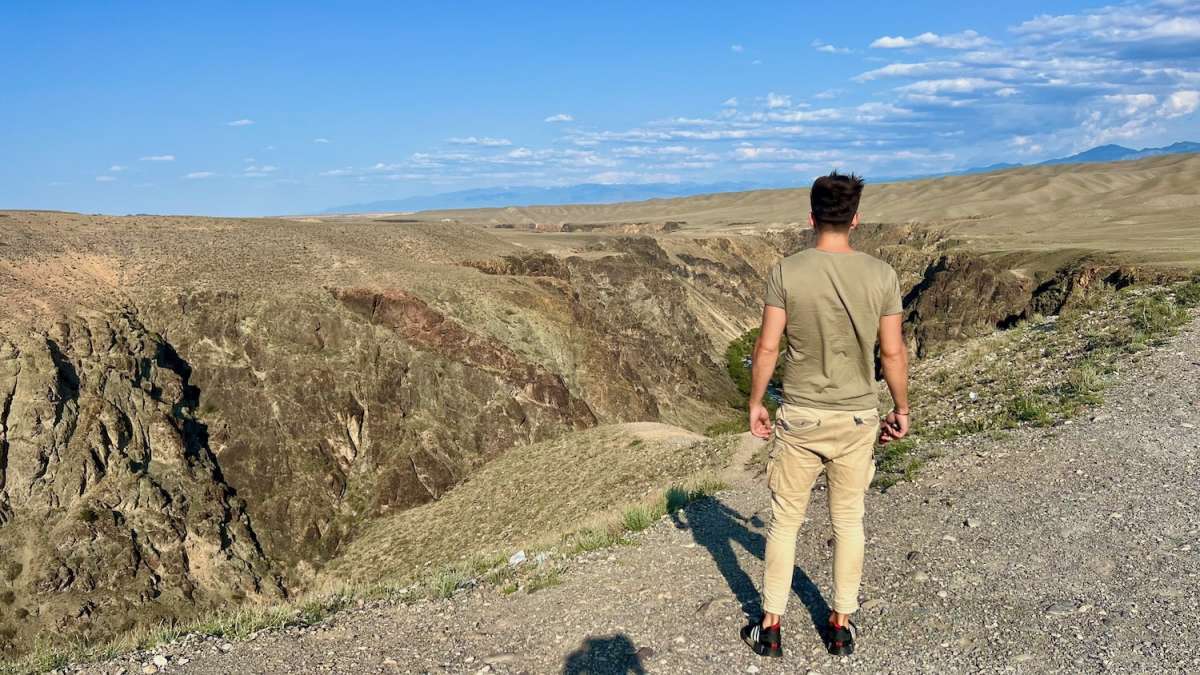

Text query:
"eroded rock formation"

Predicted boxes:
[[0, 312, 283, 652]]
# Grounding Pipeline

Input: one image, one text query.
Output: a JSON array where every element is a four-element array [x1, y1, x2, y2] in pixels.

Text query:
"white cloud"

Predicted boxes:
[[139, 154, 175, 161], [226, 119, 255, 127], [313, 138, 330, 143], [1104, 93, 1159, 115], [814, 89, 844, 100], [722, 97, 738, 107], [95, 175, 117, 182], [766, 92, 791, 109], [853, 61, 961, 82], [611, 145, 716, 159], [870, 30, 992, 50], [1160, 90, 1199, 117], [448, 136, 513, 146], [1010, 135, 1045, 155], [733, 146, 841, 162], [1014, 6, 1200, 43], [108, 164, 126, 172], [898, 78, 1006, 94], [811, 39, 852, 54], [185, 171, 215, 179], [320, 167, 354, 176], [731, 44, 744, 53], [544, 113, 574, 123]]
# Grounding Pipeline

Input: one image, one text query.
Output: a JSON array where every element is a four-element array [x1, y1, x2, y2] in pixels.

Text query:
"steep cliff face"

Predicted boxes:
[[134, 288, 598, 579], [0, 313, 283, 654]]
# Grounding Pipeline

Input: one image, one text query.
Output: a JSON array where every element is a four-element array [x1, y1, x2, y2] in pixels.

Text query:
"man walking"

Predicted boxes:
[[741, 171, 909, 658]]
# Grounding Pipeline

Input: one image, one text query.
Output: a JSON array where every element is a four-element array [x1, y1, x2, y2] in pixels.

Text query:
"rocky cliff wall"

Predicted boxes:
[[0, 313, 284, 653]]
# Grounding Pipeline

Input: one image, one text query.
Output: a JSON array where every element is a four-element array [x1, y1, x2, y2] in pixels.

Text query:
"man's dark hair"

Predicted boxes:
[[810, 171, 865, 231]]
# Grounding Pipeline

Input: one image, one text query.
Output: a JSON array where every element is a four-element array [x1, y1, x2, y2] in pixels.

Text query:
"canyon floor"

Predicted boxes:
[[87, 314, 1200, 675]]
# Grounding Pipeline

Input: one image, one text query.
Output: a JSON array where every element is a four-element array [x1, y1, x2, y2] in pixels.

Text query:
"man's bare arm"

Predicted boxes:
[[748, 305, 787, 438], [877, 313, 910, 441]]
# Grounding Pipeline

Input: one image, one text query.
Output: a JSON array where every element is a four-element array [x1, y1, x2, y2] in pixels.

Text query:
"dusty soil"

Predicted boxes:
[[89, 316, 1200, 674]]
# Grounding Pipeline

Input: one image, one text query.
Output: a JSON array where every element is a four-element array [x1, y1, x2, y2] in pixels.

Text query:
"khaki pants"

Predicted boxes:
[[762, 403, 879, 615]]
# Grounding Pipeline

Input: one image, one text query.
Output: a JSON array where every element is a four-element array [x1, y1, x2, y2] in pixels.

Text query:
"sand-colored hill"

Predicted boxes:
[[415, 153, 1200, 268]]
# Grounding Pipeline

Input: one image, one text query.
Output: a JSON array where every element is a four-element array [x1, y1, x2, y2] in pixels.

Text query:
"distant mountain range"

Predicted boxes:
[[322, 141, 1200, 213], [1036, 141, 1200, 166]]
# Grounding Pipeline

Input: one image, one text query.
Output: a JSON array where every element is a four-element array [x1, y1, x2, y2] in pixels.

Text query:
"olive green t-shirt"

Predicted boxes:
[[764, 249, 903, 411]]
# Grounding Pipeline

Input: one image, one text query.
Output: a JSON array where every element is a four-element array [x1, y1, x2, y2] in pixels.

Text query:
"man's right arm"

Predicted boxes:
[[877, 313, 910, 442]]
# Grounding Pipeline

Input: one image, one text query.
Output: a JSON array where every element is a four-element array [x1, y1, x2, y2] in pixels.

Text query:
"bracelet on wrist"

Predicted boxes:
[[893, 408, 910, 415]]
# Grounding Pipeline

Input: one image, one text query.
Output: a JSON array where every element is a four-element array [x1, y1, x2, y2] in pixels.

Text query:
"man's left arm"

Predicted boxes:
[[748, 305, 787, 438]]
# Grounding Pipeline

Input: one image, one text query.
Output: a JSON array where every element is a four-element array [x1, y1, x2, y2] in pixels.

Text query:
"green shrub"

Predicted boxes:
[[1007, 395, 1053, 426], [875, 437, 919, 482], [565, 526, 622, 554], [1174, 279, 1200, 308], [704, 417, 748, 436], [725, 328, 786, 403], [664, 486, 690, 514], [1129, 292, 1188, 337], [621, 505, 655, 533], [1061, 360, 1105, 407], [427, 567, 468, 599], [525, 567, 561, 593]]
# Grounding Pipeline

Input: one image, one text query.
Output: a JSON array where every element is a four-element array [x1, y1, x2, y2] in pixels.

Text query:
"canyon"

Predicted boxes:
[[1, 153, 1198, 657]]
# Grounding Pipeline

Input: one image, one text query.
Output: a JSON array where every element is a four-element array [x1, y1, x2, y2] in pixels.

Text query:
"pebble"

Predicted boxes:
[[747, 665, 760, 674], [912, 571, 930, 583], [943, 534, 958, 543], [1045, 601, 1078, 616], [141, 666, 158, 675], [965, 518, 981, 528], [152, 656, 168, 668], [220, 642, 234, 652]]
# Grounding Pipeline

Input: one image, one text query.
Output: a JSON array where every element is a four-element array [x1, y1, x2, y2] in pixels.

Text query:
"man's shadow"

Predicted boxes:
[[670, 497, 831, 639], [562, 633, 646, 674]]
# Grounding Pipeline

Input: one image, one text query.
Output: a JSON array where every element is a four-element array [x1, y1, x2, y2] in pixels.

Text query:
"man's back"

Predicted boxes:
[[744, 171, 910, 659], [764, 248, 901, 411]]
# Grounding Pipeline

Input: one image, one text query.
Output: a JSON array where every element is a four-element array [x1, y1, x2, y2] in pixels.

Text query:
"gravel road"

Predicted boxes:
[[89, 320, 1200, 675]]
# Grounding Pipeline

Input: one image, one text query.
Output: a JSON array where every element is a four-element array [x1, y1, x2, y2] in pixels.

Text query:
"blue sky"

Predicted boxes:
[[2, 0, 1198, 215]]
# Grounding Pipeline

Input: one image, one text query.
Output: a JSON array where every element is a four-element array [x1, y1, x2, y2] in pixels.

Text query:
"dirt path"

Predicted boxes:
[[93, 321, 1200, 674]]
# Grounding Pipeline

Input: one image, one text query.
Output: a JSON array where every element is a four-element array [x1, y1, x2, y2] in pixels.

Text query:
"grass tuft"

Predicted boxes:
[[621, 505, 656, 532], [525, 567, 562, 593]]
